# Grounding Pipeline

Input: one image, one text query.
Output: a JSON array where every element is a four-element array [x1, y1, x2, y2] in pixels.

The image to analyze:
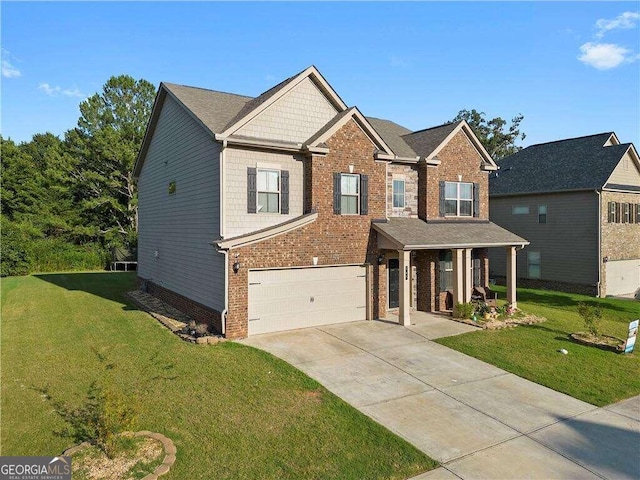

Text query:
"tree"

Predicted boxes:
[[451, 109, 526, 160], [66, 75, 156, 246]]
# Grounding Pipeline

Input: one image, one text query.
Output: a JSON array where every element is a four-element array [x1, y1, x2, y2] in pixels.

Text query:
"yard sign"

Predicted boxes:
[[624, 319, 639, 354]]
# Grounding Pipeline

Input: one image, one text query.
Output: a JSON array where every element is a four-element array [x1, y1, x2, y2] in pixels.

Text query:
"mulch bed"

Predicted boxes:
[[569, 332, 625, 352]]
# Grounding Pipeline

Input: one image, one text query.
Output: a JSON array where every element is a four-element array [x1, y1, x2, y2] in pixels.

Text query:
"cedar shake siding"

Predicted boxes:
[[137, 94, 225, 314]]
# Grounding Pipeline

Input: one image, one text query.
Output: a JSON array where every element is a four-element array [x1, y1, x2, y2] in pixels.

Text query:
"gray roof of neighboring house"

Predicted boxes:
[[403, 122, 459, 158], [490, 133, 631, 196], [373, 218, 528, 249], [163, 82, 251, 135]]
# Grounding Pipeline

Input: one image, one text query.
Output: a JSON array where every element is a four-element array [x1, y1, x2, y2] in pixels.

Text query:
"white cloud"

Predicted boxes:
[[595, 11, 640, 38], [38, 82, 85, 98], [1, 49, 21, 78], [578, 42, 636, 70]]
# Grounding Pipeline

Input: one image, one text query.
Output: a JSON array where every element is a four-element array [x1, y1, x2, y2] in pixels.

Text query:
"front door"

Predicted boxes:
[[388, 259, 399, 308]]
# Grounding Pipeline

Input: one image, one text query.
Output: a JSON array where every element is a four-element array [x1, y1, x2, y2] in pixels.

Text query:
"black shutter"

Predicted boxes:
[[333, 173, 341, 214], [439, 181, 445, 217], [473, 182, 480, 218], [281, 170, 289, 215], [360, 174, 369, 215], [247, 167, 257, 214], [636, 203, 640, 223]]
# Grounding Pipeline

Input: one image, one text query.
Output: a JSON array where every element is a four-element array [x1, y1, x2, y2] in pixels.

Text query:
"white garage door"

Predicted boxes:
[[606, 259, 640, 296], [248, 265, 367, 335]]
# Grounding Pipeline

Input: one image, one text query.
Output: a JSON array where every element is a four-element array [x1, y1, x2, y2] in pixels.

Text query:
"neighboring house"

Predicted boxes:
[[488, 132, 640, 297], [133, 66, 527, 339]]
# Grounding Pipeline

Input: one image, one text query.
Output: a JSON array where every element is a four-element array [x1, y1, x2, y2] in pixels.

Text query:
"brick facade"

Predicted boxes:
[[139, 278, 223, 333], [599, 190, 640, 296], [225, 119, 388, 339], [423, 129, 490, 221]]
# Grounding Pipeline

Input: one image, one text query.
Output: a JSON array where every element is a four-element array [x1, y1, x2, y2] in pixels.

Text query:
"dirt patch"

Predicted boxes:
[[570, 332, 625, 353]]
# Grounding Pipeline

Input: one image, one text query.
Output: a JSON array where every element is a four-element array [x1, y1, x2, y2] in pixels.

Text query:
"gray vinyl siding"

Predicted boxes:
[[137, 94, 224, 311], [488, 191, 599, 286]]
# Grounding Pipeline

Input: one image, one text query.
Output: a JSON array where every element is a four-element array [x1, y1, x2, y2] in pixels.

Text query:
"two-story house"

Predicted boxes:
[[488, 132, 640, 297], [134, 66, 527, 339]]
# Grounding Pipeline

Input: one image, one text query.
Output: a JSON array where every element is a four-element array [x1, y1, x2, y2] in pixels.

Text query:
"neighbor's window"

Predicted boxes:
[[445, 182, 473, 216], [512, 206, 530, 215], [439, 250, 453, 292], [608, 202, 617, 223], [538, 205, 547, 224], [341, 174, 359, 215], [623, 203, 630, 223], [393, 179, 405, 208], [257, 169, 280, 213], [528, 251, 541, 279]]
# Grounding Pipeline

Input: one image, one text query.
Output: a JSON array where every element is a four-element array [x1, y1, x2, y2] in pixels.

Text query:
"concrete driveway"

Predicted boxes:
[[240, 314, 640, 480]]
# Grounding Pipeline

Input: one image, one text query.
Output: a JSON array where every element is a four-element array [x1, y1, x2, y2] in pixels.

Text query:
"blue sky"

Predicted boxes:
[[2, 2, 639, 148]]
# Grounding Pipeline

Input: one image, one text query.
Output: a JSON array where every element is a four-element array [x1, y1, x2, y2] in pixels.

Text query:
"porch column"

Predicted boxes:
[[452, 248, 464, 306], [398, 249, 411, 326], [506, 246, 517, 308], [463, 248, 473, 302]]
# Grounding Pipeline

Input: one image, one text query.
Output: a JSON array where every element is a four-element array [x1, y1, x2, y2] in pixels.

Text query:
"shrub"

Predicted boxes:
[[1, 216, 32, 276], [576, 302, 602, 337], [453, 302, 474, 319], [27, 238, 109, 273]]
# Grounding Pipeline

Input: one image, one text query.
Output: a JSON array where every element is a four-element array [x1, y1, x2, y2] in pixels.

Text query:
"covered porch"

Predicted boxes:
[[373, 218, 529, 326]]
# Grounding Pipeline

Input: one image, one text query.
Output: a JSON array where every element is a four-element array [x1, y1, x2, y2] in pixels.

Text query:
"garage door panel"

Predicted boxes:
[[248, 265, 367, 335], [606, 260, 640, 296]]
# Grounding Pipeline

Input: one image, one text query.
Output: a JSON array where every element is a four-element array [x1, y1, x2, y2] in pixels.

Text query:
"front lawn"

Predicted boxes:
[[436, 286, 639, 406], [1, 272, 436, 479]]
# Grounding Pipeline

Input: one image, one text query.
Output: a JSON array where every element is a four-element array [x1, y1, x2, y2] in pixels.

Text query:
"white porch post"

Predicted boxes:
[[463, 248, 473, 302], [399, 249, 411, 326], [506, 246, 517, 308], [452, 248, 464, 306]]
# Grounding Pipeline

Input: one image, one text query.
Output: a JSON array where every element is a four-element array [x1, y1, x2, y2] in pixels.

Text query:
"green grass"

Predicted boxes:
[[1, 272, 437, 479], [436, 286, 640, 406]]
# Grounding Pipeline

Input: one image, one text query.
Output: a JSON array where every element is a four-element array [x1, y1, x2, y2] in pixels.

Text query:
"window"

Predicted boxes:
[[393, 179, 405, 208], [637, 204, 640, 223], [257, 169, 280, 213], [538, 205, 547, 224], [341, 174, 359, 214], [512, 206, 530, 215], [623, 203, 631, 223], [472, 254, 482, 287], [528, 251, 541, 279], [608, 201, 617, 223], [439, 250, 453, 292], [444, 182, 473, 216]]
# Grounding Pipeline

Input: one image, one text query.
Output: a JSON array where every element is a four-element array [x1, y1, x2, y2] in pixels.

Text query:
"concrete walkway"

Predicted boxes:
[[240, 313, 640, 480]]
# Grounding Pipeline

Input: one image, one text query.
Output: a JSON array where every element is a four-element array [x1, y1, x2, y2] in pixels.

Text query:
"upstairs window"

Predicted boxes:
[[333, 173, 368, 215], [512, 206, 529, 215], [538, 205, 547, 224], [247, 167, 289, 214], [393, 179, 405, 208], [257, 169, 280, 213], [439, 181, 479, 218], [444, 181, 473, 217]]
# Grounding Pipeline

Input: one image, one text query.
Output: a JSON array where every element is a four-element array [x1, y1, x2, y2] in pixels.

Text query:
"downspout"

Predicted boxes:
[[218, 248, 228, 336], [596, 189, 602, 297], [218, 139, 228, 335]]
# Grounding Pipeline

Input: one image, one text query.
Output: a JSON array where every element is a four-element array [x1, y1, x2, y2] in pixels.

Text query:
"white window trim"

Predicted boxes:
[[257, 168, 281, 214], [445, 181, 473, 217], [341, 173, 360, 215], [392, 178, 406, 209]]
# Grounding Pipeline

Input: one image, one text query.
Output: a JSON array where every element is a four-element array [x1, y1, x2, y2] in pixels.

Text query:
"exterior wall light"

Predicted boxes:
[[603, 256, 609, 263], [377, 255, 385, 265], [233, 261, 241, 273]]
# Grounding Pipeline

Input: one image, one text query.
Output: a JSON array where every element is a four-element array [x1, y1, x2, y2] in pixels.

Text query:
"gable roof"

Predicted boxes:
[[366, 117, 418, 159], [218, 65, 348, 137], [489, 132, 635, 196], [402, 122, 458, 158]]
